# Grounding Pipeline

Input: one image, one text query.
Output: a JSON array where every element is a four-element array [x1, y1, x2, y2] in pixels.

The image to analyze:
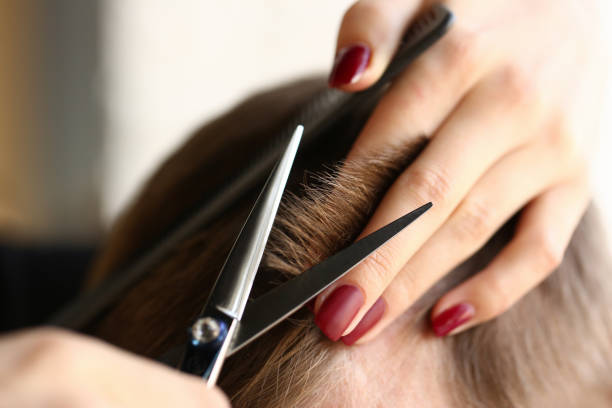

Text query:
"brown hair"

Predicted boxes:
[[86, 78, 612, 407]]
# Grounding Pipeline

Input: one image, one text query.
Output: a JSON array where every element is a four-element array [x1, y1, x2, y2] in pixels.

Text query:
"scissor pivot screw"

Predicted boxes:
[[191, 317, 221, 343]]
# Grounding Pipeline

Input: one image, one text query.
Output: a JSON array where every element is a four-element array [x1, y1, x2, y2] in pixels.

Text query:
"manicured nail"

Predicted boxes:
[[431, 303, 475, 337], [328, 44, 371, 87], [341, 297, 386, 345], [315, 285, 364, 341]]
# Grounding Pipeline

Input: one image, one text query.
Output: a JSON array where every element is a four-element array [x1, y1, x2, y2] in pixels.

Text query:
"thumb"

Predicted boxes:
[[329, 0, 424, 90]]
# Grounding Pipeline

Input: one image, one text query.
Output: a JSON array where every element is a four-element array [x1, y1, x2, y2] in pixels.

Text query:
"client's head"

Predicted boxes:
[[86, 79, 612, 407]]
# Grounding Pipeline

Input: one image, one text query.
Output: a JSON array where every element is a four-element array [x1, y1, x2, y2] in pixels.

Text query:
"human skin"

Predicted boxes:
[[314, 0, 608, 344], [0, 329, 230, 408], [1, 1, 608, 405]]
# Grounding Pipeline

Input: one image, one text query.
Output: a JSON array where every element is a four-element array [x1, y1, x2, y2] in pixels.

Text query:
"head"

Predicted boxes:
[[85, 78, 612, 407]]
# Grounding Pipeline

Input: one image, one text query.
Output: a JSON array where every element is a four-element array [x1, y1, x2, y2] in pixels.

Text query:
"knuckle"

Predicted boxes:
[[359, 245, 397, 289], [393, 263, 420, 303], [540, 116, 588, 180], [391, 73, 433, 111], [544, 116, 578, 156], [404, 165, 452, 205], [441, 29, 480, 69], [34, 328, 80, 351], [452, 199, 495, 243], [17, 329, 81, 375], [497, 65, 537, 106]]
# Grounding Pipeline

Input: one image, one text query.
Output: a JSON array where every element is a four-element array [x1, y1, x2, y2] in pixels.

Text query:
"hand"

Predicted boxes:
[[314, 0, 607, 343], [0, 328, 230, 407]]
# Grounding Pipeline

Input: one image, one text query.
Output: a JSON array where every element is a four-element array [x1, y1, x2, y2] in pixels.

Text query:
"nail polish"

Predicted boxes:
[[315, 285, 364, 341], [341, 297, 386, 345], [431, 303, 475, 337], [328, 44, 371, 87]]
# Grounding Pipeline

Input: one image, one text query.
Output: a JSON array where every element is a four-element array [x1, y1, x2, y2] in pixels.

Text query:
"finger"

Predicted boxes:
[[347, 26, 487, 159], [329, 0, 423, 89], [314, 74, 536, 341], [430, 177, 590, 336], [0, 329, 230, 408], [86, 337, 231, 408], [344, 138, 579, 344]]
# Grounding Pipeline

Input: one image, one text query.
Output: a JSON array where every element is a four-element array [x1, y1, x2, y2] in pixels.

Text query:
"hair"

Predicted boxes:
[[84, 78, 612, 407]]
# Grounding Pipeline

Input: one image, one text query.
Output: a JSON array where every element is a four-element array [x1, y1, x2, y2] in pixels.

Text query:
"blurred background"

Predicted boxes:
[[0, 1, 611, 327], [0, 0, 354, 243]]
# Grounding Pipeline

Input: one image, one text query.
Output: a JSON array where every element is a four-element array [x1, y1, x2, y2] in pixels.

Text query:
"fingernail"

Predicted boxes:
[[328, 44, 371, 87], [341, 297, 386, 345], [431, 303, 475, 337], [315, 285, 364, 341]]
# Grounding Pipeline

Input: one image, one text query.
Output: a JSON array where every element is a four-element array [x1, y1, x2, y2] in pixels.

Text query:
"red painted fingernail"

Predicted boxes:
[[328, 44, 371, 87], [431, 303, 475, 337], [315, 285, 364, 341], [341, 297, 386, 345]]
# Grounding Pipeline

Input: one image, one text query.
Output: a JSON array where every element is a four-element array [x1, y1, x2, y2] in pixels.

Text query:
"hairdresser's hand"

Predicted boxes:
[[314, 0, 607, 343], [0, 328, 230, 408]]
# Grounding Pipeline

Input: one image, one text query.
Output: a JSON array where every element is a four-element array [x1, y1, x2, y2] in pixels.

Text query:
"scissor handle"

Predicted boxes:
[[179, 312, 235, 386]]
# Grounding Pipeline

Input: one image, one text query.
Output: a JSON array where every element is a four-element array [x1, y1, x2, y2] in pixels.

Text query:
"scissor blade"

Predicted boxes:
[[228, 202, 432, 355], [206, 125, 303, 320]]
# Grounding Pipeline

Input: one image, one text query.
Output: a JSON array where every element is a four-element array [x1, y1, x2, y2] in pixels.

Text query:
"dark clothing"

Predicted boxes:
[[0, 243, 94, 332]]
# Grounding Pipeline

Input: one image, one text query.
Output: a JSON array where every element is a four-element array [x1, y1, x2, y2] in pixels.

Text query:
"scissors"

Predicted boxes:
[[49, 4, 451, 336], [178, 125, 432, 385]]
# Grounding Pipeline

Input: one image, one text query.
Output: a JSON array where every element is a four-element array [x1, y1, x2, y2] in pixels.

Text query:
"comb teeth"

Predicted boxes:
[[402, 4, 450, 47], [376, 4, 453, 87]]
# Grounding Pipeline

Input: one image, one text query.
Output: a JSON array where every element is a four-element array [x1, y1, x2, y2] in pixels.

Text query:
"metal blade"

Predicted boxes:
[[228, 202, 432, 355], [206, 125, 303, 319]]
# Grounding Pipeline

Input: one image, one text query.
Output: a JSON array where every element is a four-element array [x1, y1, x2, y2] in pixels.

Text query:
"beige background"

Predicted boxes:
[[102, 0, 354, 220], [0, 2, 39, 235]]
